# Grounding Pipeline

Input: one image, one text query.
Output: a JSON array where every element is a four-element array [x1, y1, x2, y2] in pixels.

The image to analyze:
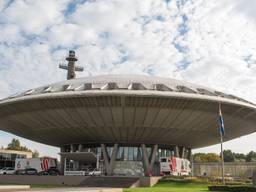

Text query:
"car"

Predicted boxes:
[[38, 167, 60, 176], [0, 167, 15, 175], [15, 169, 26, 175], [88, 169, 101, 176], [47, 167, 60, 175], [83, 167, 94, 176], [24, 168, 38, 175]]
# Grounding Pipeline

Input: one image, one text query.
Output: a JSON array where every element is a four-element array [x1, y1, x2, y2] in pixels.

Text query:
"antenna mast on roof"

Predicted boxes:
[[59, 50, 84, 80]]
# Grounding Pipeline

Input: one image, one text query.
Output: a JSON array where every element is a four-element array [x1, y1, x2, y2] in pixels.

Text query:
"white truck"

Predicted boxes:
[[15, 157, 57, 173], [160, 156, 191, 176]]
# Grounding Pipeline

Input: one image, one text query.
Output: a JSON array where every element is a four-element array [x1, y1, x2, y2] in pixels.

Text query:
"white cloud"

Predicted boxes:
[[0, 80, 10, 98], [0, 0, 255, 156], [232, 0, 256, 19], [71, 0, 184, 76], [0, 24, 23, 44], [180, 0, 256, 102], [0, 43, 64, 94], [0, 0, 70, 34], [47, 23, 97, 47]]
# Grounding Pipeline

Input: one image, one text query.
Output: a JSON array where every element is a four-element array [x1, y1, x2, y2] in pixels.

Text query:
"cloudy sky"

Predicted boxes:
[[0, 0, 256, 158]]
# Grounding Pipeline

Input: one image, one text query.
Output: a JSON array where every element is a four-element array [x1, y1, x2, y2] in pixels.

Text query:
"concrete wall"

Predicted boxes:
[[0, 175, 161, 188], [193, 162, 256, 178], [139, 177, 162, 187], [0, 175, 139, 188]]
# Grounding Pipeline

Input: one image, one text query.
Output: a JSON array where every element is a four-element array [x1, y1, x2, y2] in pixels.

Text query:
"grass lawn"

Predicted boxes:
[[124, 178, 210, 192]]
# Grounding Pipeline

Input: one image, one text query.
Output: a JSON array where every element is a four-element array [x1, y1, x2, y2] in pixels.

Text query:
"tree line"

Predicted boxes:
[[193, 150, 256, 163], [2, 138, 39, 158]]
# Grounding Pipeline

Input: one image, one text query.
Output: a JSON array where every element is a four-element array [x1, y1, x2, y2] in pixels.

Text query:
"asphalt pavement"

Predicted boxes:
[[4, 187, 123, 192]]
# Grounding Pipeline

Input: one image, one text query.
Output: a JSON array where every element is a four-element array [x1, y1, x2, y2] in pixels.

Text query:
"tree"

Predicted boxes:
[[193, 153, 221, 163], [246, 151, 256, 162], [7, 138, 21, 150], [234, 153, 246, 162], [193, 153, 205, 163], [6, 138, 39, 157], [205, 153, 221, 162], [223, 150, 235, 162], [32, 150, 40, 158], [194, 150, 256, 163]]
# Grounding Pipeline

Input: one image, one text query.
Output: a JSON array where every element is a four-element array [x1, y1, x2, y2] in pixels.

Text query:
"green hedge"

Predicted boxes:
[[208, 185, 256, 192]]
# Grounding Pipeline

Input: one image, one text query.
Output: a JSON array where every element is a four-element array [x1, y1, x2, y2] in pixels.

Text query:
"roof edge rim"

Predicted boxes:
[[0, 90, 255, 110]]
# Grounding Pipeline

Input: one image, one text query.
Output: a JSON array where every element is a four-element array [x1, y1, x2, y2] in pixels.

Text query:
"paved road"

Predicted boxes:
[[14, 188, 122, 192]]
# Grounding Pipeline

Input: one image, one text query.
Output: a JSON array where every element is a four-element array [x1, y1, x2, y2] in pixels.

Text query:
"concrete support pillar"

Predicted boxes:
[[189, 149, 193, 176], [150, 144, 158, 171], [141, 144, 158, 176], [184, 148, 189, 159], [69, 144, 78, 170], [60, 156, 65, 175], [187, 148, 192, 160], [101, 144, 109, 170], [78, 144, 82, 152], [109, 144, 118, 175], [174, 146, 180, 158], [101, 143, 118, 176], [70, 144, 74, 152], [141, 144, 150, 176], [181, 147, 186, 159], [60, 147, 65, 175]]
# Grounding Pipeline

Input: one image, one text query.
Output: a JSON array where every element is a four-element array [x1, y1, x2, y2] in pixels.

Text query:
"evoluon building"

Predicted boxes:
[[0, 51, 255, 176]]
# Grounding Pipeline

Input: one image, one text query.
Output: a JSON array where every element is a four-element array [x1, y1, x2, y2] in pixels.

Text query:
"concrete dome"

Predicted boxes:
[[0, 75, 255, 148]]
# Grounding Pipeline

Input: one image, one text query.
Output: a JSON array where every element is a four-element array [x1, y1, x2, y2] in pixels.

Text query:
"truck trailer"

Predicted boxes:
[[15, 157, 57, 173], [160, 156, 191, 176]]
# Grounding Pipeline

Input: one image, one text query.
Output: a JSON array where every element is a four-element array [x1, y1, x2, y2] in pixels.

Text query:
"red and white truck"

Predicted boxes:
[[15, 157, 57, 172], [160, 156, 191, 176]]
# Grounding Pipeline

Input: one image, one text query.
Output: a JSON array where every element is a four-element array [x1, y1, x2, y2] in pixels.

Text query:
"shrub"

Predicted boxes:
[[209, 185, 228, 191], [208, 185, 256, 192]]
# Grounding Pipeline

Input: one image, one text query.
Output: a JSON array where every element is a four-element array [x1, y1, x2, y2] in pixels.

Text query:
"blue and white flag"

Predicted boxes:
[[219, 105, 225, 136]]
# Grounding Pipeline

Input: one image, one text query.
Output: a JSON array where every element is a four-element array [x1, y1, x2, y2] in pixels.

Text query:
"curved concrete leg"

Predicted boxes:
[[101, 143, 118, 175], [174, 146, 180, 158], [181, 146, 186, 159], [141, 144, 158, 176]]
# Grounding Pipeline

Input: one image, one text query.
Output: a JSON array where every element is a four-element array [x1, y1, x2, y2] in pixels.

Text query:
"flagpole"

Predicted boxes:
[[220, 132, 225, 185], [219, 103, 225, 185]]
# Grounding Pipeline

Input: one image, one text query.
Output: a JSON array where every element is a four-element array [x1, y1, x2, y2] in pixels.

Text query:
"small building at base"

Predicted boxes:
[[0, 149, 32, 168]]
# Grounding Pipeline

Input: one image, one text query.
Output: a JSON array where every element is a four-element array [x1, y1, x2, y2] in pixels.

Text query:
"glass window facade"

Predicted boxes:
[[116, 147, 142, 161], [63, 144, 177, 163], [0, 153, 26, 161], [0, 152, 27, 168], [61, 143, 189, 176]]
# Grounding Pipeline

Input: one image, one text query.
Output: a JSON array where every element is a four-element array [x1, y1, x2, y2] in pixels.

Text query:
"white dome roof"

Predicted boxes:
[[1, 75, 253, 106]]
